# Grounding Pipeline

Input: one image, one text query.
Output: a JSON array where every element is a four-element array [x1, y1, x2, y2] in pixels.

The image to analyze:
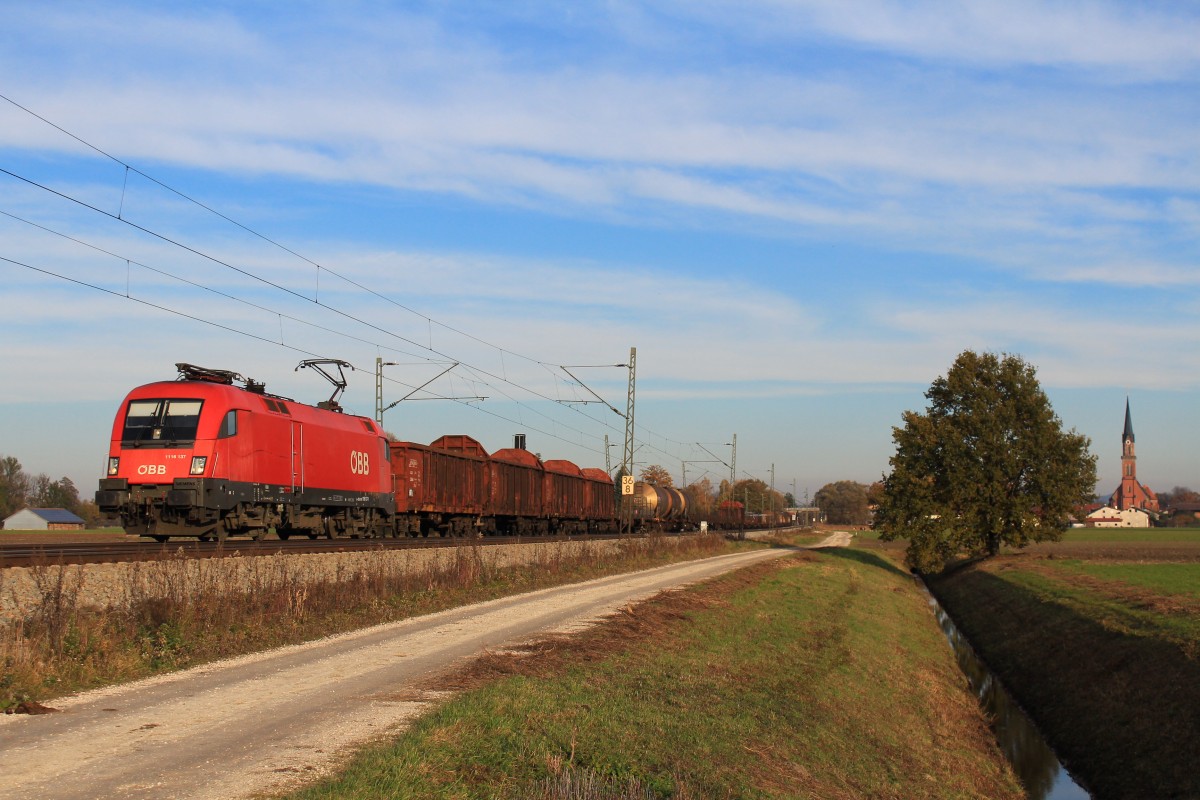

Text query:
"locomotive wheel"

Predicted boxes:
[[149, 534, 170, 543], [198, 525, 226, 542], [276, 530, 292, 541]]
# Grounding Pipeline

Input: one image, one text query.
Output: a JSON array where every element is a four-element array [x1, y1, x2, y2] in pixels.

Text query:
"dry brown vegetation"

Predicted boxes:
[[1, 534, 731, 709]]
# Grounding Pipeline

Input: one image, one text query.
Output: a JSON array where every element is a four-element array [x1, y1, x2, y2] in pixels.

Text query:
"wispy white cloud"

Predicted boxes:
[[675, 0, 1200, 75]]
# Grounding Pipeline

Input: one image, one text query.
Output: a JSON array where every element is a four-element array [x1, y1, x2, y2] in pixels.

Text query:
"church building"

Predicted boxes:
[[1108, 399, 1159, 513]]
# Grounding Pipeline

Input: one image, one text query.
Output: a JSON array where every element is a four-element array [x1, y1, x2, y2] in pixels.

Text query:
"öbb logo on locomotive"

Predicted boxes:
[[349, 450, 371, 476], [95, 362, 778, 542]]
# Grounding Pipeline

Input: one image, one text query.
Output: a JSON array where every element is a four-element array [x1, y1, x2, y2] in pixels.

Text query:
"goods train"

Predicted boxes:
[[95, 363, 792, 541]]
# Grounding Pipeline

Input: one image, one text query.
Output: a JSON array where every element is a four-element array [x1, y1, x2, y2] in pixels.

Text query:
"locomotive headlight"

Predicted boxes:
[[107, 457, 120, 476], [189, 456, 208, 475]]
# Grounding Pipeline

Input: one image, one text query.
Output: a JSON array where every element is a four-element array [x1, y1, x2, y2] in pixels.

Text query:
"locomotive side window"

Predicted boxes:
[[121, 399, 204, 446], [217, 410, 239, 439], [261, 398, 292, 415]]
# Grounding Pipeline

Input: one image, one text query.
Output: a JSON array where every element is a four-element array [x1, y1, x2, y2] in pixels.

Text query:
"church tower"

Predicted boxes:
[[1110, 398, 1159, 512], [1118, 399, 1138, 509]]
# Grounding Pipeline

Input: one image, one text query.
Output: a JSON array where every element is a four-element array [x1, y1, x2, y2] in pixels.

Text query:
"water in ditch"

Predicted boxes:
[[925, 589, 1090, 800]]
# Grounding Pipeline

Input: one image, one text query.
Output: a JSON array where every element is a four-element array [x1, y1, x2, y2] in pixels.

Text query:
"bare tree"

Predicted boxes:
[[639, 464, 674, 487]]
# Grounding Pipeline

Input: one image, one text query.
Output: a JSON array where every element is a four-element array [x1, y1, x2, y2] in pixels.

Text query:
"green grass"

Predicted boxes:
[[1055, 527, 1200, 543], [992, 565, 1200, 648], [1050, 559, 1200, 597], [288, 547, 1022, 800]]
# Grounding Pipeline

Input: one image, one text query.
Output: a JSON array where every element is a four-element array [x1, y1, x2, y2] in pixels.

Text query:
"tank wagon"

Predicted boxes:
[[96, 363, 789, 541], [629, 482, 689, 532]]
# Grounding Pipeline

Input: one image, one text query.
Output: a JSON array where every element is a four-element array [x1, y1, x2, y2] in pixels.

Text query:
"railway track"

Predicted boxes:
[[0, 533, 632, 569]]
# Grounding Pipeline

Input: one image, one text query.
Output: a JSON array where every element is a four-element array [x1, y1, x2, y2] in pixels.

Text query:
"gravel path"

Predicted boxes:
[[0, 546, 803, 800]]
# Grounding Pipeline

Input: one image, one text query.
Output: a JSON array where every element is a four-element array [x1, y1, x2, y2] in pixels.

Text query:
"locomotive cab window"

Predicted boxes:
[[121, 399, 204, 446]]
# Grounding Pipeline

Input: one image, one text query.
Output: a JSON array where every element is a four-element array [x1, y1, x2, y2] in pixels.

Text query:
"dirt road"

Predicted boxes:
[[0, 545, 810, 800]]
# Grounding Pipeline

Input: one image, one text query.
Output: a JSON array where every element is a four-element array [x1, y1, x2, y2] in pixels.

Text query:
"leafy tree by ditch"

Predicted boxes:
[[875, 351, 1097, 573]]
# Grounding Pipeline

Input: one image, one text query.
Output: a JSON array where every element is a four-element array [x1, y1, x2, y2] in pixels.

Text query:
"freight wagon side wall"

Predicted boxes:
[[489, 449, 544, 517], [543, 460, 586, 519], [581, 468, 615, 521], [389, 443, 424, 513]]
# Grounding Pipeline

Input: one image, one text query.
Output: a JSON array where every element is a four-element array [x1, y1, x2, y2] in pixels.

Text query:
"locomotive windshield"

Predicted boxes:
[[121, 399, 204, 446]]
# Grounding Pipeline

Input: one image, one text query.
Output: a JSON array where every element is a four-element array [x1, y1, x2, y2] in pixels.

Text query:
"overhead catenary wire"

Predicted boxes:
[[0, 92, 704, 469], [0, 161, 626, 444], [0, 94, 700, 465], [0, 241, 686, 472]]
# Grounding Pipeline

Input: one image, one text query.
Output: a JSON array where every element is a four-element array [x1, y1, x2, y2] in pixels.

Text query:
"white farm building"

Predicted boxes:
[[1084, 505, 1151, 528], [2, 508, 86, 531]]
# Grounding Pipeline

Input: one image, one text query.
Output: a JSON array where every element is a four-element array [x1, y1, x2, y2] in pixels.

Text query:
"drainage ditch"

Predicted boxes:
[[924, 586, 1090, 799]]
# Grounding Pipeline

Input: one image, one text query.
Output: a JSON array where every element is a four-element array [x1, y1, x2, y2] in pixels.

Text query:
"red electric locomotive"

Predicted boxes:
[[96, 362, 393, 541]]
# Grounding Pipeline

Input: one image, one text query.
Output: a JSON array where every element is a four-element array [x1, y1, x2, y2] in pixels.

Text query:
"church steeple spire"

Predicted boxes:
[[1123, 397, 1135, 444]]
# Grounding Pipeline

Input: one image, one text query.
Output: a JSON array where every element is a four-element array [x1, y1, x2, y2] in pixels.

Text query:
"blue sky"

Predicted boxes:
[[1, 1, 1198, 502]]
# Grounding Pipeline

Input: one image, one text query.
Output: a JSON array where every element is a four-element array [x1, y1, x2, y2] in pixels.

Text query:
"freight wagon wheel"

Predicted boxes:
[[149, 534, 170, 543]]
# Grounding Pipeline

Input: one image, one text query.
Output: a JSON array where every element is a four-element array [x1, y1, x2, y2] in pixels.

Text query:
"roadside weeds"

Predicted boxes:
[[0, 534, 735, 709]]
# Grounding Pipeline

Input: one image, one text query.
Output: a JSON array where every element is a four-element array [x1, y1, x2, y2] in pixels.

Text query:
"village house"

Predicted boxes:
[[1085, 505, 1151, 528]]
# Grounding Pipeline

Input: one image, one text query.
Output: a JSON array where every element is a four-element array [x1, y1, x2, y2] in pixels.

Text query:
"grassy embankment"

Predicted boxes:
[[286, 539, 1023, 800], [857, 528, 1200, 799], [2, 532, 764, 709]]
